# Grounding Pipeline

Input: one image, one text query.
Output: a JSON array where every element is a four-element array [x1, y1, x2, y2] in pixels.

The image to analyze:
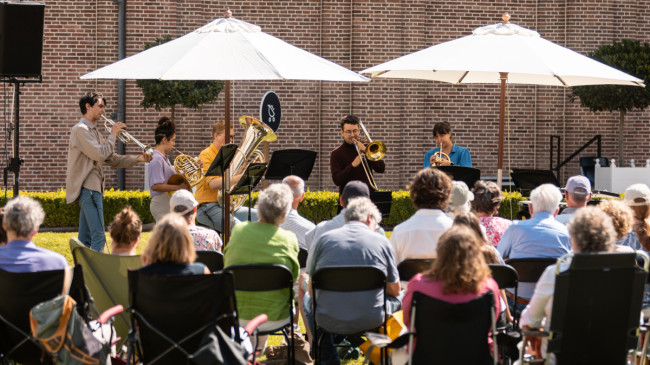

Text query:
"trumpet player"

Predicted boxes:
[[66, 92, 152, 252], [148, 117, 192, 222], [330, 115, 385, 194], [423, 121, 472, 168], [195, 120, 257, 233]]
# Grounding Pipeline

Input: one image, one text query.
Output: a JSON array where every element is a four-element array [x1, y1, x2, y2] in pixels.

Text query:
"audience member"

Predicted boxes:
[[304, 197, 400, 365], [597, 199, 641, 251], [390, 168, 453, 263], [497, 184, 571, 311], [223, 183, 299, 346], [280, 175, 315, 249], [0, 196, 67, 272], [555, 175, 592, 225], [139, 214, 209, 275], [472, 180, 511, 247], [170, 189, 222, 252], [520, 207, 616, 361], [109, 207, 142, 256], [624, 183, 650, 251], [446, 180, 474, 217], [402, 225, 501, 354]]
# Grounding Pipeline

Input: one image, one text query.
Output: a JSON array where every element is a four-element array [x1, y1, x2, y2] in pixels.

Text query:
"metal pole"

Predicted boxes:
[[116, 0, 126, 189], [223, 81, 231, 244], [12, 81, 20, 197], [497, 72, 508, 189]]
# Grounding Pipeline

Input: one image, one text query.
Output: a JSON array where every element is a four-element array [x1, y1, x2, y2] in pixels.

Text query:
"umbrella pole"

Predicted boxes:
[[224, 80, 232, 244], [497, 72, 508, 189]]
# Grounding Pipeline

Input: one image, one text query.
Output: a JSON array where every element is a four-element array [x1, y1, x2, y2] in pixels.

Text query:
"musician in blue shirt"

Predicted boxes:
[[423, 121, 472, 168]]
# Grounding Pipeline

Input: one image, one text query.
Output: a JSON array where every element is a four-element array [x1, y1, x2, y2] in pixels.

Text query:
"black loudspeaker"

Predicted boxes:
[[0, 2, 45, 77]]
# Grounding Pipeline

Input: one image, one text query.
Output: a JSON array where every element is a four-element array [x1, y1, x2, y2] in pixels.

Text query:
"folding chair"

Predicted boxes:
[[397, 258, 435, 282], [505, 258, 556, 306], [195, 250, 224, 272], [311, 266, 388, 365], [489, 264, 521, 364], [70, 237, 142, 349], [522, 252, 648, 365], [0, 265, 93, 365], [225, 264, 295, 364], [126, 269, 243, 364], [298, 247, 308, 269]]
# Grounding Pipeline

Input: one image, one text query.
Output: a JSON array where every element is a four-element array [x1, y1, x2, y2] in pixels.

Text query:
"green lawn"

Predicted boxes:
[[32, 231, 367, 364]]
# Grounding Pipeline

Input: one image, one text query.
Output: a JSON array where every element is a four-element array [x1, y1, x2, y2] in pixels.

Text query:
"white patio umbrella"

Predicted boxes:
[[81, 11, 368, 240], [361, 13, 644, 187]]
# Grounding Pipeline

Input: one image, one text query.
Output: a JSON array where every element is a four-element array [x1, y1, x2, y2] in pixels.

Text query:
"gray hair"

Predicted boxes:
[[530, 184, 563, 214], [255, 183, 293, 225], [282, 175, 305, 198], [344, 197, 382, 224], [4, 196, 45, 237], [568, 206, 616, 253]]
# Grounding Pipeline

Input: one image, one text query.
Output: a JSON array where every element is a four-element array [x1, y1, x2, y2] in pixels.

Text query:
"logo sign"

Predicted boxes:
[[260, 91, 281, 132]]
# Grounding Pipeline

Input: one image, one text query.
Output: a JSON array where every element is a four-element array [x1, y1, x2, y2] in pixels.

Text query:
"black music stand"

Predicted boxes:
[[370, 191, 392, 219], [510, 169, 559, 195], [204, 143, 238, 177], [265, 149, 317, 181], [434, 166, 481, 190], [230, 163, 268, 221]]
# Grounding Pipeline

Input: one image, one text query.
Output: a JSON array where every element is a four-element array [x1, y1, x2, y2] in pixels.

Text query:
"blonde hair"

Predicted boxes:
[[597, 200, 633, 240], [427, 226, 491, 294], [212, 119, 226, 137], [143, 214, 195, 264], [109, 207, 142, 249]]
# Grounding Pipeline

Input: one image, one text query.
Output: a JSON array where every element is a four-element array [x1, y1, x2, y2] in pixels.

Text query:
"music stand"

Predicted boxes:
[[434, 166, 481, 189], [369, 191, 392, 219], [510, 169, 559, 195], [204, 143, 238, 177], [230, 162, 268, 221], [265, 149, 317, 181]]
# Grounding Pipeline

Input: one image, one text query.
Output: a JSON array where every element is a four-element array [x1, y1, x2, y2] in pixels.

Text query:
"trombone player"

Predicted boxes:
[[66, 92, 152, 252], [330, 115, 385, 194], [195, 119, 257, 233]]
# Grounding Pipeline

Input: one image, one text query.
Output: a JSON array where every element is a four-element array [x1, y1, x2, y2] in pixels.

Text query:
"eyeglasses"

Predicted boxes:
[[343, 129, 360, 135]]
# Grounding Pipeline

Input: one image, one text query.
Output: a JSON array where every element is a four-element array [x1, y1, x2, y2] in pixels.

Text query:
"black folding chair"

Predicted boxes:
[[311, 266, 388, 365], [522, 252, 648, 365], [505, 258, 556, 305], [298, 247, 308, 269], [126, 270, 242, 364], [489, 264, 521, 364], [195, 250, 224, 272], [0, 265, 92, 365], [397, 258, 434, 282], [225, 264, 295, 365]]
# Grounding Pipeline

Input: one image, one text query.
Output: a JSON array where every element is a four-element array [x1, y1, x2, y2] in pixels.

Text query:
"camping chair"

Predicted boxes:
[[505, 258, 557, 307], [70, 237, 142, 349], [311, 266, 388, 365], [0, 265, 94, 364], [521, 252, 648, 365], [225, 264, 295, 365], [195, 250, 224, 272], [489, 264, 521, 364], [398, 258, 435, 282], [126, 269, 244, 364]]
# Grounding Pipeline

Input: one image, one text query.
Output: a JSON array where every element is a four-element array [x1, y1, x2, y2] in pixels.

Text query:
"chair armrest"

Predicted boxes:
[[98, 305, 123, 325], [244, 314, 267, 335], [365, 331, 413, 349], [522, 328, 550, 338]]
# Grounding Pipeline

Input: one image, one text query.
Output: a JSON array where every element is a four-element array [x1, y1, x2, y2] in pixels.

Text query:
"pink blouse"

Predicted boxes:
[[479, 216, 512, 247]]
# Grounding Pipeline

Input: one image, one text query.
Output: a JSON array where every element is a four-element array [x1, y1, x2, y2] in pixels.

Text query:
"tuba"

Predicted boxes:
[[226, 116, 277, 211], [101, 115, 153, 155], [168, 148, 204, 190]]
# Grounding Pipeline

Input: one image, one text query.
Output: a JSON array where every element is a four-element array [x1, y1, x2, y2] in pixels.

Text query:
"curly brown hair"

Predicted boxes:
[[426, 225, 491, 294], [597, 200, 633, 240], [471, 180, 503, 215], [409, 168, 452, 210]]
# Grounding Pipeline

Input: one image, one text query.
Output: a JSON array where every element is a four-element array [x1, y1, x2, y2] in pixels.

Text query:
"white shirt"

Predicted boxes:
[[279, 209, 315, 249], [390, 209, 453, 264]]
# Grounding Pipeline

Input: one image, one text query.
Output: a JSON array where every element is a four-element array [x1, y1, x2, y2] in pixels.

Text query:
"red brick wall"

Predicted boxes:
[[2, 0, 650, 193]]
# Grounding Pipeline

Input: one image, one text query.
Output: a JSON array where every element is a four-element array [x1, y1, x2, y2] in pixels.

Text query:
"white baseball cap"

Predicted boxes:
[[169, 189, 198, 215]]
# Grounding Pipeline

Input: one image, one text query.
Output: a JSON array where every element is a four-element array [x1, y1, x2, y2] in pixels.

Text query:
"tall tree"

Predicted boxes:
[[571, 39, 650, 165], [136, 35, 224, 121]]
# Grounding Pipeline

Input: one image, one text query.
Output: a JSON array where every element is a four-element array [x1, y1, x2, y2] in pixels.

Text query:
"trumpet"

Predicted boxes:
[[353, 121, 386, 191], [102, 115, 153, 155], [168, 148, 204, 188]]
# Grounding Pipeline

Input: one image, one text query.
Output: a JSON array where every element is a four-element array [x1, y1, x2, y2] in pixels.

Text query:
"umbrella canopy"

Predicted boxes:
[[361, 14, 644, 186], [81, 15, 368, 82]]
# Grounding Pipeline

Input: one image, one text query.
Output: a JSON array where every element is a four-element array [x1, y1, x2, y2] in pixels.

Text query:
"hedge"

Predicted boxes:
[[0, 188, 528, 228]]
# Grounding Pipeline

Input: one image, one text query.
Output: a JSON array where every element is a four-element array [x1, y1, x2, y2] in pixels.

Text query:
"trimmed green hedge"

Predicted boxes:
[[0, 188, 528, 228]]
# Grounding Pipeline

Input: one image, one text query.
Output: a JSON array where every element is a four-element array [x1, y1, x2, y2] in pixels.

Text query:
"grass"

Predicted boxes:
[[32, 231, 368, 365]]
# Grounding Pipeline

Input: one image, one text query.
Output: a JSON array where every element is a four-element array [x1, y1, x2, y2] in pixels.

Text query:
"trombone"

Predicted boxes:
[[101, 115, 153, 155], [353, 122, 386, 191]]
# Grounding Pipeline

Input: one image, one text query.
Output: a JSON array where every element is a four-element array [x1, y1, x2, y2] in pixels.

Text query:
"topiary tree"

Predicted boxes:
[[136, 34, 224, 121], [571, 39, 650, 165]]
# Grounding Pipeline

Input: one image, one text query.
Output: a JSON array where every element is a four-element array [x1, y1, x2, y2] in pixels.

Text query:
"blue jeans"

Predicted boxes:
[[78, 188, 106, 252], [196, 202, 257, 232]]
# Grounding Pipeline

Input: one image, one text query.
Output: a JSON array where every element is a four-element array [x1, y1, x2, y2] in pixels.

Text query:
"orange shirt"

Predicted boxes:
[[195, 144, 221, 204]]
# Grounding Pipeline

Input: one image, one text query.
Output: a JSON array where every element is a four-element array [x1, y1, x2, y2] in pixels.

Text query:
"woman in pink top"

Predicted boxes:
[[402, 225, 501, 350], [472, 180, 512, 247]]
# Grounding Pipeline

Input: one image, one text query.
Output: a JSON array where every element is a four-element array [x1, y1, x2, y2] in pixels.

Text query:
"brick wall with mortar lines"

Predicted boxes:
[[2, 0, 649, 193]]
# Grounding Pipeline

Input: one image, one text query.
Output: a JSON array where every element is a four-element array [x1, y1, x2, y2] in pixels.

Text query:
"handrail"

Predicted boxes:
[[550, 135, 601, 179]]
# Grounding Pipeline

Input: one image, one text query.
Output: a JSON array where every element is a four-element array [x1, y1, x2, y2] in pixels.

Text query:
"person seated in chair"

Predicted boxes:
[[108, 207, 142, 256], [170, 189, 222, 252], [403, 225, 501, 353], [139, 214, 210, 275], [555, 175, 592, 225], [519, 207, 617, 362], [0, 196, 67, 272], [472, 180, 512, 247]]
